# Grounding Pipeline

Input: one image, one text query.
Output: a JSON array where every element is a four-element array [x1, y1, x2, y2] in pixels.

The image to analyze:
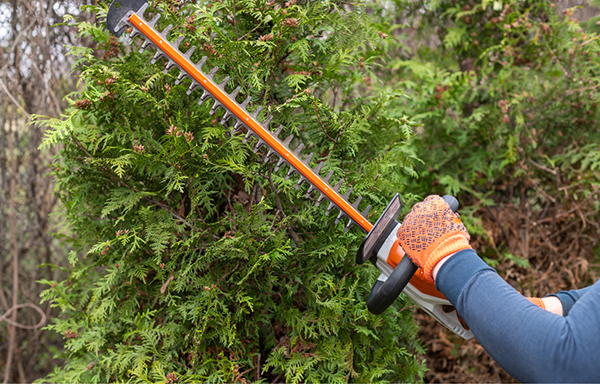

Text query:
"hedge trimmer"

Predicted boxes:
[[106, 0, 474, 339]]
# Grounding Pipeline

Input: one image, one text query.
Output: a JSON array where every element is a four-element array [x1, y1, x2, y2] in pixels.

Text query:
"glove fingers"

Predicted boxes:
[[398, 195, 471, 283]]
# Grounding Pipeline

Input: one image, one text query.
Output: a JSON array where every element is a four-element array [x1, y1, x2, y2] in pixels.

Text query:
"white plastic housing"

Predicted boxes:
[[375, 224, 474, 340]]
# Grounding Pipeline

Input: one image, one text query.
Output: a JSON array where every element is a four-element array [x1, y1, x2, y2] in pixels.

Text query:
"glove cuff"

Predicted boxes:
[[527, 297, 546, 310], [423, 234, 472, 283]]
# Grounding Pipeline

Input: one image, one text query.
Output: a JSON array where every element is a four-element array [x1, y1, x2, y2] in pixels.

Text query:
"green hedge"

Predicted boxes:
[[37, 0, 426, 382]]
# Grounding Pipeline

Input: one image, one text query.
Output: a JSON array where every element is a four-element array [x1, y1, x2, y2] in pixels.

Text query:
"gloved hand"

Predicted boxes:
[[397, 195, 472, 283]]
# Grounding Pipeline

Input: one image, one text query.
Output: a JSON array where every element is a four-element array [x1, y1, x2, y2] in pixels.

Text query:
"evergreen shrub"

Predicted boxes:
[[37, 0, 427, 382], [375, 0, 600, 277]]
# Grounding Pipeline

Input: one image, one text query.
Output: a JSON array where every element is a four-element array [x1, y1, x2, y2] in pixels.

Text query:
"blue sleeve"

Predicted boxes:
[[435, 249, 600, 383], [546, 286, 593, 316]]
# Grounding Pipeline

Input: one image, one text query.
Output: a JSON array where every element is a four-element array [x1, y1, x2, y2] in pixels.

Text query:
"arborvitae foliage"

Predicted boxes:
[[37, 0, 425, 382]]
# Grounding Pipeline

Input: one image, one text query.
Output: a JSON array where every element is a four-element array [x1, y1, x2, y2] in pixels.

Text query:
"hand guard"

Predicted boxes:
[[397, 195, 472, 283]]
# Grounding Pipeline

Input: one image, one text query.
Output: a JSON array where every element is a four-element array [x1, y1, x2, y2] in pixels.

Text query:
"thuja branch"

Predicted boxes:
[[71, 137, 193, 227], [267, 163, 300, 247]]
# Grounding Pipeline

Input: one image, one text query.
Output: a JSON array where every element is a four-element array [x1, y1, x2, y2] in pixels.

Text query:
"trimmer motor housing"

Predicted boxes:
[[357, 194, 474, 340]]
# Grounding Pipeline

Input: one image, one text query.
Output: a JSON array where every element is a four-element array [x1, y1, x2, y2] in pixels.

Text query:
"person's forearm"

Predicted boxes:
[[434, 254, 564, 315], [434, 249, 600, 383], [433, 255, 563, 316]]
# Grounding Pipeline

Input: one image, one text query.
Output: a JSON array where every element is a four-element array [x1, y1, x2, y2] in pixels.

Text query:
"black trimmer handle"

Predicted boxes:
[[367, 195, 459, 314]]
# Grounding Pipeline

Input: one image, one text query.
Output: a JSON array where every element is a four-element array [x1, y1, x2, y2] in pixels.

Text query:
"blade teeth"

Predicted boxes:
[[139, 40, 152, 53], [198, 90, 211, 106], [162, 60, 175, 74], [115, 18, 130, 35], [161, 24, 173, 37], [196, 56, 208, 71], [344, 219, 355, 232], [253, 140, 265, 153], [283, 134, 294, 147], [219, 76, 230, 89], [128, 26, 142, 39], [200, 89, 210, 101], [186, 81, 199, 95], [342, 187, 353, 200], [243, 131, 254, 144], [251, 106, 263, 118], [209, 101, 222, 115], [232, 120, 243, 133], [325, 201, 337, 216], [207, 66, 219, 78], [334, 211, 347, 225], [184, 46, 196, 58], [295, 176, 306, 189], [175, 72, 188, 85], [305, 185, 315, 198], [361, 205, 372, 217], [240, 96, 252, 109], [230, 86, 241, 100], [137, 3, 149, 18], [150, 51, 165, 64], [323, 171, 334, 183], [274, 125, 284, 138], [124, 34, 135, 46], [262, 115, 273, 129], [293, 143, 305, 156], [313, 161, 324, 175], [351, 195, 363, 209], [274, 158, 286, 172], [315, 193, 326, 207], [285, 168, 296, 181], [333, 180, 343, 192], [127, 17, 353, 217], [220, 111, 233, 125], [264, 149, 275, 163], [173, 35, 185, 48], [148, 13, 161, 28], [303, 153, 314, 166]]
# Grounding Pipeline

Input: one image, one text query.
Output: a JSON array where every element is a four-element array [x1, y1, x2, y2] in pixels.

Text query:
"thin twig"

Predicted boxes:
[[545, 44, 571, 79], [255, 353, 261, 381], [528, 176, 556, 203], [231, 0, 239, 39], [565, 83, 600, 95], [528, 158, 556, 175], [312, 99, 335, 141], [238, 23, 263, 41], [267, 164, 300, 247], [581, 35, 600, 46], [4, 131, 19, 384], [0, 303, 47, 330], [0, 78, 30, 119]]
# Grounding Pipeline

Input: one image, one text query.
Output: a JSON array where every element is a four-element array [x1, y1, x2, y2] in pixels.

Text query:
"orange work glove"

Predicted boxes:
[[397, 195, 472, 283], [526, 297, 547, 310]]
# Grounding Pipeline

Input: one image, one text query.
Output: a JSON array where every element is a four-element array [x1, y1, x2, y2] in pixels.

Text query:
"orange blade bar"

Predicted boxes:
[[128, 12, 373, 232]]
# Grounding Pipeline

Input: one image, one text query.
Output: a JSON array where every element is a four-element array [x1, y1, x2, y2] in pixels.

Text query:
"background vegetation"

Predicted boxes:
[[375, 0, 600, 380], [0, 0, 95, 381], [1, 0, 600, 382]]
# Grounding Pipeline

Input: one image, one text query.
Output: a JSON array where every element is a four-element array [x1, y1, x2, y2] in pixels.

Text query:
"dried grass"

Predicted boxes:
[[417, 180, 600, 382]]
